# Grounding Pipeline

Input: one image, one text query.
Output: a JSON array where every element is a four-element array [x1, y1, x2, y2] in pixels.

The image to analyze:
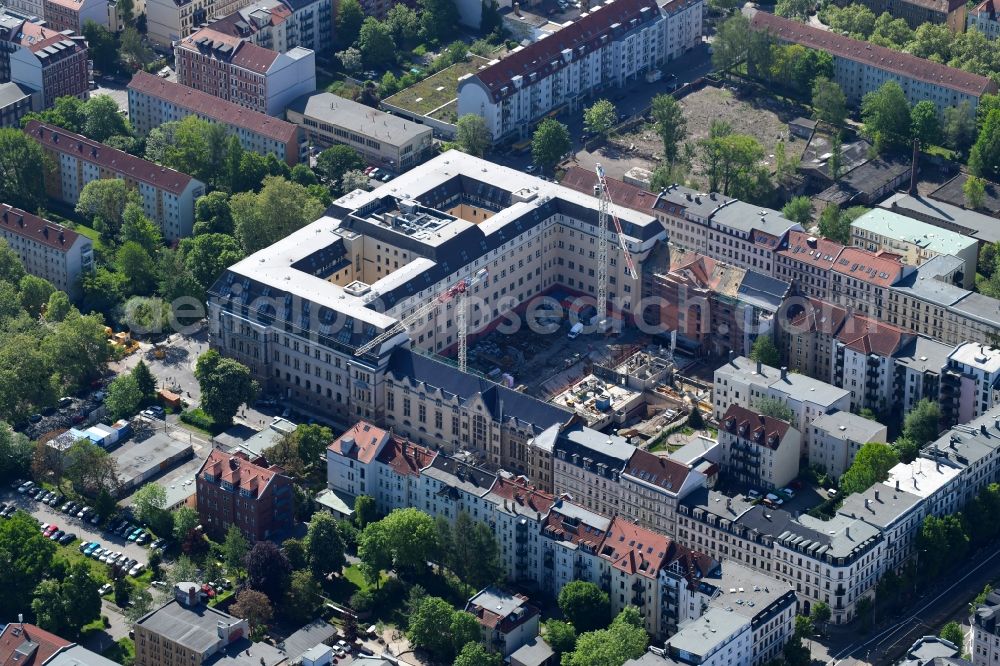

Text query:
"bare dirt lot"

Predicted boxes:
[[606, 84, 810, 189]]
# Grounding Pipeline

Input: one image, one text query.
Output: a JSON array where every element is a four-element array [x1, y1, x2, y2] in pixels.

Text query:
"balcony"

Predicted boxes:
[[632, 592, 645, 606], [632, 580, 644, 592]]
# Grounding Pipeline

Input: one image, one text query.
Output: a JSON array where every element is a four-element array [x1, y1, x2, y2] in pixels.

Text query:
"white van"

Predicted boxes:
[[568, 322, 584, 339]]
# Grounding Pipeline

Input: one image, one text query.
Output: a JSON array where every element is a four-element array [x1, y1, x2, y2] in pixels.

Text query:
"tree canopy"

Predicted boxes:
[[558, 581, 611, 633], [532, 119, 571, 172], [194, 350, 259, 426], [839, 442, 898, 495]]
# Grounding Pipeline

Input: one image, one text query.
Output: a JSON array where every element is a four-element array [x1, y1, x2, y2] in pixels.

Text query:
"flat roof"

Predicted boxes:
[[852, 208, 977, 256], [0, 81, 30, 107], [701, 560, 795, 621], [136, 601, 240, 654], [716, 356, 851, 407], [665, 607, 749, 657], [880, 192, 1000, 244], [837, 484, 923, 529], [883, 457, 961, 498], [288, 92, 430, 145], [810, 410, 887, 444], [949, 341, 1000, 373], [112, 433, 193, 485]]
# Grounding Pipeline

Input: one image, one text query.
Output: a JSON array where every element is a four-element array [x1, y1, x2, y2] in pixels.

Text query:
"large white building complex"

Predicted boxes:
[[456, 0, 703, 141]]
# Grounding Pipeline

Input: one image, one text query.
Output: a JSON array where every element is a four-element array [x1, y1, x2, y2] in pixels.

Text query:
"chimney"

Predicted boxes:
[[982, 424, 989, 435], [780, 366, 787, 380], [864, 498, 870, 510], [756, 359, 762, 374], [729, 350, 736, 364], [845, 526, 850, 539], [909, 139, 920, 194], [874, 489, 879, 501]]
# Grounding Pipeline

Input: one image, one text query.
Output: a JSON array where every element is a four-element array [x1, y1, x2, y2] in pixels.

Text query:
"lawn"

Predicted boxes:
[[102, 638, 134, 664], [383, 56, 493, 117]]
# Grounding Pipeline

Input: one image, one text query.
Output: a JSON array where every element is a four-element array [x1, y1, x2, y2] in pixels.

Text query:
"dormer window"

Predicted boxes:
[[221, 481, 234, 491]]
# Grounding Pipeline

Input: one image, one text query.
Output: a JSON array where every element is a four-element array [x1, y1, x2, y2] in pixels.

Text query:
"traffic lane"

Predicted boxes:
[[3, 490, 149, 564]]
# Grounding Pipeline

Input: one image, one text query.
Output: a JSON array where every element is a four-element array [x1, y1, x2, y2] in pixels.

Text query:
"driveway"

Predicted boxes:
[[114, 325, 209, 406], [2, 490, 150, 566]]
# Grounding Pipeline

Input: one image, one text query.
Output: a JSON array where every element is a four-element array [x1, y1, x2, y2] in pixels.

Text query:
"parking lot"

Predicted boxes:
[[2, 488, 150, 565]]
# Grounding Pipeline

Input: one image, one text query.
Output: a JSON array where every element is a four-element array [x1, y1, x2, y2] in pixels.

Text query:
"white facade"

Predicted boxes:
[[663, 607, 752, 666], [943, 343, 1000, 424], [0, 204, 93, 298], [809, 411, 887, 481]]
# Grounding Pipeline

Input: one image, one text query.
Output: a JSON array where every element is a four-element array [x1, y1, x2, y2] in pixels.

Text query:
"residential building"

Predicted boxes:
[[850, 208, 978, 288], [970, 0, 1000, 39], [510, 638, 556, 666], [0, 203, 93, 298], [485, 475, 555, 587], [749, 10, 998, 113], [456, 0, 703, 141], [900, 636, 968, 666], [174, 28, 315, 116], [973, 590, 1000, 666], [881, 191, 1000, 245], [829, 246, 912, 319], [852, 0, 966, 29], [200, 0, 333, 55], [773, 230, 844, 301], [781, 298, 850, 382], [809, 410, 888, 480], [618, 447, 706, 537], [894, 335, 954, 417], [0, 81, 31, 127], [884, 456, 962, 519], [41, 0, 107, 32], [127, 71, 302, 164], [713, 355, 851, 452], [552, 424, 632, 517], [0, 13, 89, 110], [465, 587, 540, 658], [705, 200, 801, 274], [718, 404, 800, 490], [831, 314, 912, 413], [0, 623, 71, 666], [662, 607, 752, 666], [286, 92, 433, 172], [134, 584, 286, 666], [836, 484, 924, 573], [941, 343, 1000, 425], [146, 0, 265, 48], [24, 120, 205, 241], [207, 150, 667, 445], [195, 448, 294, 541]]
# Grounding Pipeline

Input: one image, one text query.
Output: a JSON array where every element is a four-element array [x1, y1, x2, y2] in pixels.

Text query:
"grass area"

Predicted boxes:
[[208, 588, 235, 607], [55, 541, 112, 583], [179, 408, 225, 435], [383, 56, 492, 116], [102, 638, 134, 665], [924, 145, 958, 160]]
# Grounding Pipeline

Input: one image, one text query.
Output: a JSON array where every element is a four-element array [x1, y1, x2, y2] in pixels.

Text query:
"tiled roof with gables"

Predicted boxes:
[[622, 448, 692, 495], [0, 624, 71, 666], [198, 449, 283, 499], [560, 166, 661, 214], [327, 421, 389, 464], [374, 438, 435, 477], [488, 475, 555, 516], [776, 230, 846, 271], [0, 204, 83, 253], [787, 297, 849, 334], [831, 246, 908, 286], [836, 314, 910, 356], [721, 404, 790, 450]]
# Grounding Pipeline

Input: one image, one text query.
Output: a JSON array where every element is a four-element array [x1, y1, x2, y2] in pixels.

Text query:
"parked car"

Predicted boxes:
[[151, 581, 167, 589], [200, 583, 215, 598], [59, 533, 76, 545], [99, 583, 113, 595], [747, 489, 761, 500], [136, 532, 150, 545], [150, 538, 167, 550], [1, 506, 15, 518], [90, 514, 102, 525], [129, 563, 145, 577], [61, 502, 75, 514], [79, 541, 92, 553], [780, 487, 796, 499], [17, 481, 34, 494], [49, 530, 64, 541]]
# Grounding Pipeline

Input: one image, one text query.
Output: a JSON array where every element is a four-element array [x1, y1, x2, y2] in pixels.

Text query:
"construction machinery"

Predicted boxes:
[[354, 268, 489, 372], [594, 163, 638, 331]]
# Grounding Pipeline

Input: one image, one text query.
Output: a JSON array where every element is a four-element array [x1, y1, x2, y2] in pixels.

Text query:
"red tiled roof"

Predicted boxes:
[[0, 203, 83, 252], [776, 230, 845, 271], [623, 449, 692, 494], [788, 297, 848, 333], [831, 246, 907, 286], [721, 404, 790, 449], [327, 421, 389, 464], [199, 449, 281, 499], [750, 11, 997, 98], [0, 623, 71, 666], [128, 72, 299, 144], [972, 0, 1000, 19], [542, 505, 607, 550], [598, 517, 679, 580], [560, 166, 660, 213], [177, 28, 279, 73], [230, 41, 281, 73], [16, 22, 82, 53], [375, 438, 436, 477], [470, 0, 663, 103], [835, 313, 910, 356], [489, 476, 555, 515], [24, 120, 196, 195]]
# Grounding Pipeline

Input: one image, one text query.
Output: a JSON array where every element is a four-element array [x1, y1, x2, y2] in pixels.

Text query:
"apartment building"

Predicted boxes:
[[713, 355, 851, 453], [782, 298, 850, 382], [718, 404, 800, 491], [465, 587, 540, 658], [128, 71, 302, 164], [618, 447, 706, 537], [832, 315, 912, 413], [552, 425, 632, 517], [651, 247, 791, 358], [24, 120, 205, 241], [0, 204, 93, 298], [135, 585, 284, 666], [829, 246, 912, 320], [200, 0, 333, 55], [456, 0, 702, 141], [41, 0, 107, 32], [195, 448, 294, 541], [809, 410, 888, 480], [851, 208, 978, 288], [0, 13, 89, 110], [662, 607, 752, 666], [853, 0, 966, 29], [773, 231, 844, 301], [969, 0, 1000, 38], [0, 623, 71, 666], [0, 81, 31, 127], [973, 591, 1000, 666], [207, 151, 667, 438], [941, 343, 1000, 426], [174, 28, 315, 115], [146, 0, 262, 47], [705, 200, 800, 274], [836, 484, 924, 574], [750, 11, 998, 113], [286, 92, 433, 172], [894, 335, 953, 416]]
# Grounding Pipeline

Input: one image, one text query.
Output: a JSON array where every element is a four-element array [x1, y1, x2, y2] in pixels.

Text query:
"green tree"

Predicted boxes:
[[45, 291, 72, 323], [231, 177, 325, 253], [386, 4, 420, 47], [307, 512, 346, 579], [825, 3, 876, 37], [650, 94, 687, 165], [418, 0, 459, 42], [700, 130, 767, 198], [861, 82, 911, 153], [965, 175, 987, 210], [230, 588, 273, 630], [0, 129, 47, 211], [775, 0, 811, 19], [316, 145, 365, 183], [828, 132, 843, 182], [172, 505, 199, 542], [119, 26, 152, 71], [222, 525, 250, 571], [583, 99, 617, 139], [0, 423, 32, 483], [454, 642, 500, 666], [65, 439, 120, 496], [194, 191, 233, 236], [811, 602, 831, 630], [944, 102, 977, 154], [918, 514, 968, 577], [781, 196, 812, 225], [892, 436, 920, 464], [290, 163, 318, 187], [120, 202, 162, 253], [354, 494, 376, 529], [336, 47, 362, 74], [840, 442, 898, 495], [282, 537, 308, 570], [245, 541, 293, 600], [83, 95, 131, 142], [407, 596, 457, 659], [163, 116, 229, 187], [285, 569, 323, 624], [971, 109, 1000, 181], [336, 0, 364, 46], [358, 17, 396, 67], [910, 100, 941, 146], [558, 581, 611, 633], [544, 619, 577, 654], [42, 310, 111, 392], [870, 11, 912, 47], [750, 335, 781, 368], [76, 179, 134, 242], [450, 610, 482, 657], [455, 114, 491, 157], [180, 233, 244, 292], [818, 203, 851, 244], [356, 522, 392, 587], [532, 119, 571, 173], [812, 76, 847, 127], [940, 621, 964, 649], [340, 169, 370, 194], [131, 360, 156, 399], [19, 275, 55, 318], [712, 13, 750, 73], [61, 560, 102, 637], [33, 579, 67, 635], [754, 396, 794, 422], [116, 241, 158, 296], [561, 608, 648, 666], [0, 238, 26, 286], [0, 512, 57, 615], [902, 398, 940, 446], [82, 21, 116, 73], [194, 350, 259, 426]]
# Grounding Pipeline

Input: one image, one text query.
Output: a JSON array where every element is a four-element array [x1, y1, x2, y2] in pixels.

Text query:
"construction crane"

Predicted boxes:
[[595, 163, 638, 330], [354, 268, 489, 373]]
